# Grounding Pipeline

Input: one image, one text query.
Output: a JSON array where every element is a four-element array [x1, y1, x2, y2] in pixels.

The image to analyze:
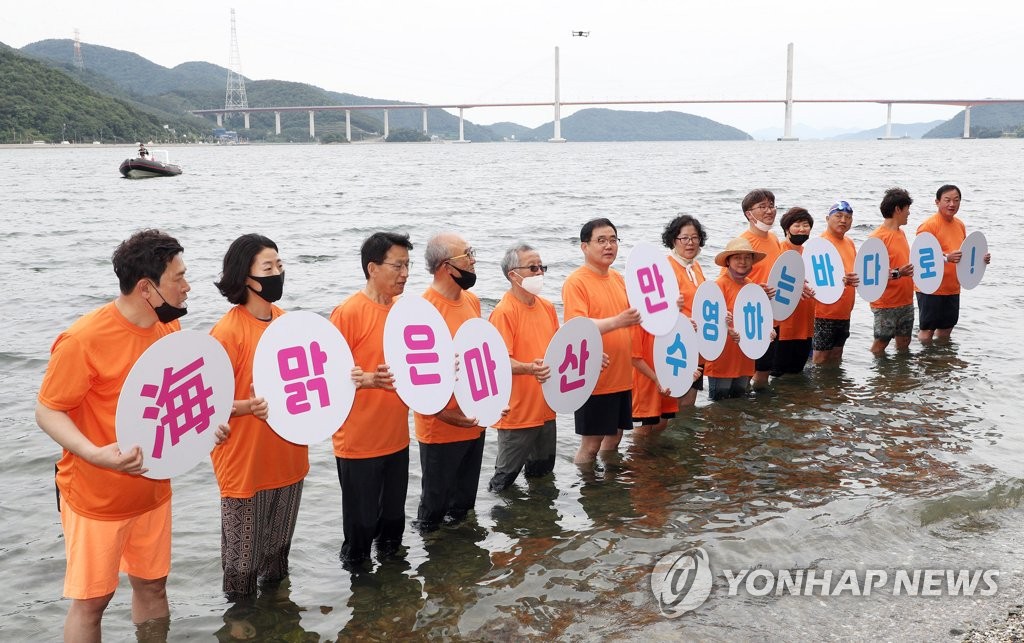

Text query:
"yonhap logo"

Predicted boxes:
[[650, 547, 714, 617]]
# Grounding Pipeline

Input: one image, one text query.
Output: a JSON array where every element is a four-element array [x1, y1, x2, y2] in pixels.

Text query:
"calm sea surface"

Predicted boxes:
[[2, 140, 1023, 641]]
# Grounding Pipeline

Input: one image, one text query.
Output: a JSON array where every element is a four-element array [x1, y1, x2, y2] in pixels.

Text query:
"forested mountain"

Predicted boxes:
[[526, 108, 752, 142], [922, 103, 1024, 138]]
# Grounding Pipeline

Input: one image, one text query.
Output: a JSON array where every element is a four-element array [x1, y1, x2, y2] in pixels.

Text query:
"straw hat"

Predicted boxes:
[[714, 237, 766, 267]]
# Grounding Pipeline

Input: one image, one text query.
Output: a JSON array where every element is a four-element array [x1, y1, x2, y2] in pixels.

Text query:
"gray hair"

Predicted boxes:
[[425, 233, 453, 275], [500, 243, 535, 282]]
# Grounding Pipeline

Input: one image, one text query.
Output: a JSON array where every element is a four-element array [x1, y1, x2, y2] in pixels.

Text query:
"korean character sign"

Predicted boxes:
[[252, 311, 356, 445], [956, 230, 988, 290], [625, 242, 681, 337], [801, 237, 846, 304], [766, 250, 805, 322], [911, 231, 944, 294], [382, 295, 456, 415], [541, 317, 604, 415], [452, 318, 513, 428], [115, 330, 234, 479], [653, 315, 699, 398], [855, 236, 889, 303], [690, 281, 727, 361], [733, 283, 774, 360]]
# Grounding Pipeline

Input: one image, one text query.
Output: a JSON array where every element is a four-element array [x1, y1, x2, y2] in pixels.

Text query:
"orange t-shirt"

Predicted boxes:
[[814, 229, 857, 320], [209, 305, 309, 498], [776, 240, 815, 341], [630, 325, 678, 418], [916, 212, 967, 295], [37, 302, 177, 520], [720, 230, 783, 286], [703, 275, 755, 379], [562, 266, 632, 395], [667, 254, 706, 318], [488, 291, 559, 429], [414, 287, 484, 444], [869, 224, 914, 309], [330, 291, 410, 458]]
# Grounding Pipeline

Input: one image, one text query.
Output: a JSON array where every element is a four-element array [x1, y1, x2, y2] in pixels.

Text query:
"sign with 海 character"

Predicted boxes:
[[956, 230, 988, 290], [452, 318, 513, 428], [541, 317, 604, 414], [383, 295, 456, 415], [802, 237, 845, 305], [116, 330, 234, 479], [911, 231, 944, 295], [767, 250, 805, 322], [690, 280, 727, 361], [653, 315, 699, 398], [252, 311, 356, 445], [625, 242, 681, 336], [733, 283, 774, 360], [855, 236, 889, 303]]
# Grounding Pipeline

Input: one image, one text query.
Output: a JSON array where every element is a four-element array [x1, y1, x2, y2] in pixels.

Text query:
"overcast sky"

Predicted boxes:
[[4, 1, 1022, 134]]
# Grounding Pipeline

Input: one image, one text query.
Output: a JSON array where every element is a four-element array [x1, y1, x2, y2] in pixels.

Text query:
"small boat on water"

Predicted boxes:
[[119, 148, 182, 179]]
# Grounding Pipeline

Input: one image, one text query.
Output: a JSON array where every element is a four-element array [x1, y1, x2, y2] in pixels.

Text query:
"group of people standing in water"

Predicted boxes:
[[35, 184, 989, 640]]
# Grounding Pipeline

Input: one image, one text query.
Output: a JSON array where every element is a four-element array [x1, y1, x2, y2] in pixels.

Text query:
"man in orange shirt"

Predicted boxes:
[[870, 188, 916, 354], [414, 232, 485, 531], [773, 207, 816, 376], [812, 200, 861, 364], [562, 218, 641, 464], [488, 244, 559, 491], [331, 232, 414, 566], [916, 184, 992, 343]]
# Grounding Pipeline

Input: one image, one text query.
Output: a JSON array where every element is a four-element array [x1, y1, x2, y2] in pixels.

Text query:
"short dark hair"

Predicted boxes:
[[741, 189, 776, 215], [214, 234, 279, 305], [580, 218, 617, 243], [361, 231, 413, 278], [880, 188, 913, 218], [661, 214, 707, 249], [936, 184, 961, 201], [779, 207, 813, 233], [111, 229, 184, 295]]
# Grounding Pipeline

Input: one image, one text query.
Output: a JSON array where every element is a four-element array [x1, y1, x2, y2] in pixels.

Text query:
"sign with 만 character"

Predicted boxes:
[[383, 295, 456, 415], [690, 280, 727, 361], [115, 330, 234, 480], [453, 318, 513, 428], [801, 237, 845, 305], [625, 242, 682, 337], [252, 311, 356, 445], [541, 317, 604, 414], [911, 231, 944, 295], [957, 230, 988, 290], [766, 250, 804, 322], [653, 315, 699, 398], [733, 283, 774, 360], [855, 236, 889, 303]]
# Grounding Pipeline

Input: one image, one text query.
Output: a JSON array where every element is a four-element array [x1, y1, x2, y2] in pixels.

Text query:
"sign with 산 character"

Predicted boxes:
[[690, 280, 727, 361], [383, 296, 456, 415], [453, 318, 513, 428], [855, 237, 889, 303], [253, 311, 356, 445], [733, 283, 774, 360], [911, 231, 944, 295], [116, 330, 233, 479], [541, 317, 603, 414], [957, 230, 988, 290], [653, 315, 699, 398], [625, 242, 681, 336], [801, 237, 845, 305], [767, 250, 804, 322]]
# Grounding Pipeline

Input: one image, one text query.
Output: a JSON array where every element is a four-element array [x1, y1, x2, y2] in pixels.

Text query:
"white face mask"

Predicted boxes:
[[520, 274, 544, 295], [753, 218, 774, 232]]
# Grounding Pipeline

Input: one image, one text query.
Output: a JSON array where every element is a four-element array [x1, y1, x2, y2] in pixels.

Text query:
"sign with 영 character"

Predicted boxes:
[[690, 281, 727, 361], [453, 318, 513, 428], [383, 296, 456, 415]]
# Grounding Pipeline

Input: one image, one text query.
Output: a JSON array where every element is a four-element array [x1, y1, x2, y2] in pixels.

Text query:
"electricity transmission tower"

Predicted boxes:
[[224, 9, 248, 114], [73, 29, 84, 71]]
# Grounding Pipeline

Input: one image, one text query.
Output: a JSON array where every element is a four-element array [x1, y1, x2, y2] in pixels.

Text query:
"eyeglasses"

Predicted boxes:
[[589, 236, 620, 246], [514, 265, 548, 274], [380, 261, 412, 272], [449, 248, 476, 261], [750, 203, 777, 211], [675, 235, 700, 244]]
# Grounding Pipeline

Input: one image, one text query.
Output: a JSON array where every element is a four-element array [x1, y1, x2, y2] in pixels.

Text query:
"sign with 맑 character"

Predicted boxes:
[[911, 231, 944, 295], [690, 280, 727, 361], [801, 237, 845, 305], [116, 330, 234, 480], [653, 315, 699, 398], [383, 295, 456, 415], [855, 237, 889, 303], [767, 250, 804, 322], [453, 318, 513, 428], [541, 317, 603, 414], [625, 242, 682, 337], [733, 283, 774, 360], [253, 311, 356, 445], [957, 230, 988, 290]]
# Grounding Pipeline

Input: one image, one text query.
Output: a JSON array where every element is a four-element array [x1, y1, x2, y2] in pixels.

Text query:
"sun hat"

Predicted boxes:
[[714, 237, 766, 267]]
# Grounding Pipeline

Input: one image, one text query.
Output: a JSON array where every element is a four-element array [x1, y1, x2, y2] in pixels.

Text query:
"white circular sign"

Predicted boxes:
[[452, 318, 513, 428], [252, 311, 356, 445], [541, 317, 604, 415], [733, 283, 774, 360], [625, 242, 682, 337], [653, 315, 699, 398], [690, 280, 728, 361], [855, 236, 890, 303], [116, 330, 234, 480], [383, 295, 456, 415], [766, 250, 805, 322], [911, 231, 945, 295], [957, 230, 988, 290], [802, 237, 845, 305]]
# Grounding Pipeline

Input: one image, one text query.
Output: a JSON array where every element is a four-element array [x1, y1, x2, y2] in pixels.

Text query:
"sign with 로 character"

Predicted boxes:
[[116, 330, 233, 479], [453, 318, 513, 428], [383, 295, 456, 415], [802, 237, 845, 305], [733, 283, 774, 360], [625, 242, 681, 337], [957, 230, 988, 290], [767, 250, 805, 322], [911, 231, 944, 295], [541, 317, 603, 414], [855, 236, 889, 303], [690, 280, 727, 361], [253, 311, 356, 445], [653, 315, 699, 398]]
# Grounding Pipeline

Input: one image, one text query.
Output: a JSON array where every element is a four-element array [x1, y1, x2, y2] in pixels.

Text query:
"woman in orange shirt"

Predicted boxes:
[[662, 214, 708, 409]]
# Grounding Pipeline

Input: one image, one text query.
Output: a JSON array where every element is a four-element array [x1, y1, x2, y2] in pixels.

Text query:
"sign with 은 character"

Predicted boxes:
[[383, 296, 456, 415], [855, 237, 889, 303], [957, 231, 988, 290]]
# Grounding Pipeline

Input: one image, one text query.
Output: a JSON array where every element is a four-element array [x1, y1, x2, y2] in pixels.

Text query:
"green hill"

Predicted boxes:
[[922, 103, 1024, 138], [529, 108, 752, 142]]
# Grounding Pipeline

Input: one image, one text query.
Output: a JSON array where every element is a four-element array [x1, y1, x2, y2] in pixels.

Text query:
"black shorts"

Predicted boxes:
[[813, 318, 851, 351], [916, 293, 960, 331], [754, 331, 780, 372], [575, 390, 632, 436], [772, 338, 812, 376], [632, 412, 677, 425]]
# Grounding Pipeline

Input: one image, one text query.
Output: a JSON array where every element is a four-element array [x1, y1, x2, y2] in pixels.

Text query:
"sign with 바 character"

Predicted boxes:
[[733, 283, 774, 360], [116, 330, 234, 479], [801, 237, 845, 305], [383, 296, 457, 415], [625, 242, 682, 337], [690, 280, 727, 361], [957, 230, 988, 290], [541, 317, 603, 414], [252, 311, 356, 445], [911, 231, 944, 295], [766, 250, 804, 322], [452, 318, 513, 428], [855, 236, 889, 303], [653, 315, 699, 398]]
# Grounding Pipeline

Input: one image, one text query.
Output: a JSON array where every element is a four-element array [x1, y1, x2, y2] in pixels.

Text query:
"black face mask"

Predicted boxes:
[[248, 272, 285, 303], [149, 281, 188, 323], [789, 234, 810, 246], [446, 263, 477, 290]]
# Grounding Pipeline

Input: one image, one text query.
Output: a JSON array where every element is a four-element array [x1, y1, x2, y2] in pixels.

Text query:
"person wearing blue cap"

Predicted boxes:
[[813, 200, 860, 364]]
